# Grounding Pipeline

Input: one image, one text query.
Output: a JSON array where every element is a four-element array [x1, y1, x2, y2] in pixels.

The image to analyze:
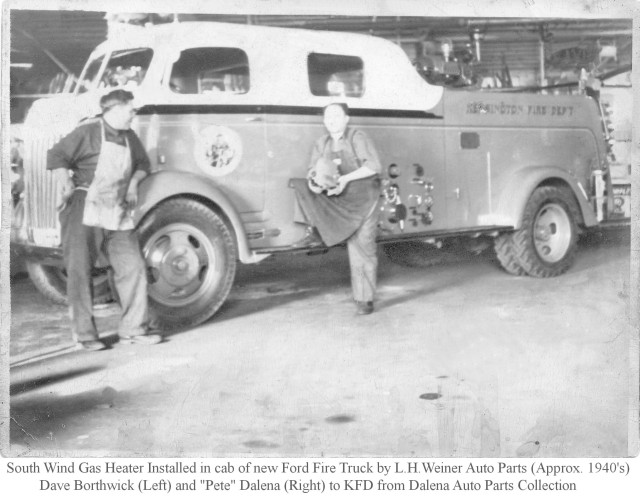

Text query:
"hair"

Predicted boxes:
[[323, 102, 349, 115], [99, 89, 135, 112]]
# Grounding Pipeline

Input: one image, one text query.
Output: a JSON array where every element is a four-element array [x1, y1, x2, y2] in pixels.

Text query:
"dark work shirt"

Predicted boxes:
[[47, 117, 151, 187], [308, 127, 382, 175]]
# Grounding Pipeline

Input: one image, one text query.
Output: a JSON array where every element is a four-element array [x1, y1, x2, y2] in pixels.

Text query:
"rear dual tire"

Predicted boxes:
[[494, 186, 579, 277]]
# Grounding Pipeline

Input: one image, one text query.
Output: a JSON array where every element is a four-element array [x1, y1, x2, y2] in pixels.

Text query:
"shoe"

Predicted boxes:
[[77, 340, 107, 351], [291, 227, 323, 249], [355, 301, 374, 316], [118, 334, 163, 345]]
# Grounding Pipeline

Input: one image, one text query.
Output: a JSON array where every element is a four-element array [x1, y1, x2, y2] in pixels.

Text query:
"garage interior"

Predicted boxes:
[[6, 10, 636, 459]]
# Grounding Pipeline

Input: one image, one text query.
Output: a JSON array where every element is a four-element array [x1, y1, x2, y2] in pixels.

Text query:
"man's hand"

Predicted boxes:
[[326, 175, 348, 196], [60, 179, 75, 202], [125, 181, 139, 208], [54, 168, 75, 211], [307, 178, 324, 195], [125, 171, 147, 209]]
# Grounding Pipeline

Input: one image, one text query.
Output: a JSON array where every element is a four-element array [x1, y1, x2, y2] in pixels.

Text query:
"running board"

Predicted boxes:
[[587, 219, 631, 230], [253, 225, 513, 254]]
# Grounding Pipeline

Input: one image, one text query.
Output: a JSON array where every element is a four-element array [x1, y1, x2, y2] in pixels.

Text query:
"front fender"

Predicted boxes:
[[134, 171, 268, 264], [487, 166, 598, 229]]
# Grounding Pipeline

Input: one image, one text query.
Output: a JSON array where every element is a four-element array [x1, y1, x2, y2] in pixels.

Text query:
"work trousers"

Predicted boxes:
[[60, 190, 149, 342], [346, 201, 379, 303]]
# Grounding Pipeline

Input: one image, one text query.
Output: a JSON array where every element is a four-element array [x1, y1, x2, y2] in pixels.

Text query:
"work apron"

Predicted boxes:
[[291, 133, 380, 247], [82, 122, 135, 231]]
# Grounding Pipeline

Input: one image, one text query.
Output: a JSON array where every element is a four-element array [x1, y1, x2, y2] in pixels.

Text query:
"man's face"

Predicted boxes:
[[107, 101, 137, 130], [323, 104, 349, 136]]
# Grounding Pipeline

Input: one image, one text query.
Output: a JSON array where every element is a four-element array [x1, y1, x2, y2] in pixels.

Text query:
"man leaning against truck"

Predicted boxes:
[[47, 89, 162, 350]]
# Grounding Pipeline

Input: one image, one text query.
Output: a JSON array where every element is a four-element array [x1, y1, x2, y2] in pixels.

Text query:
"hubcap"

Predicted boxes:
[[532, 203, 571, 263], [143, 223, 221, 307]]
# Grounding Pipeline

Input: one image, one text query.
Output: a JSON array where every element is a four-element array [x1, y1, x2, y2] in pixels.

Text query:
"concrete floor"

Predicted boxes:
[[8, 232, 636, 457]]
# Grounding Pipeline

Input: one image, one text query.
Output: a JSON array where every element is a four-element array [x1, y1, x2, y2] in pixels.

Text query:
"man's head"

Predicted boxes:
[[100, 89, 137, 130], [323, 102, 349, 137]]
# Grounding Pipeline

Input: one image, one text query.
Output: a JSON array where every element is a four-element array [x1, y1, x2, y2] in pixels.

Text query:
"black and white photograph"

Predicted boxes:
[[1, 0, 638, 491]]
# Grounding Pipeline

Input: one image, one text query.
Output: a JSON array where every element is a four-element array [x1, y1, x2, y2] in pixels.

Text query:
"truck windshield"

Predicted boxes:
[[77, 48, 153, 93]]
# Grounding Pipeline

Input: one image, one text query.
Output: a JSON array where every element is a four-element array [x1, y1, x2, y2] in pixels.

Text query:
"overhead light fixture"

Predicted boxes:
[[470, 28, 485, 62], [10, 63, 33, 69]]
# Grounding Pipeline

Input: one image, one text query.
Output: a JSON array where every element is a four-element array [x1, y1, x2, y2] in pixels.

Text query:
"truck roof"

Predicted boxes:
[[89, 21, 443, 112]]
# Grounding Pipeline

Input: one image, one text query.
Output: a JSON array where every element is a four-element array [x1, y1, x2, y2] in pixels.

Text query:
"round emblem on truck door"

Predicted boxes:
[[193, 125, 243, 176]]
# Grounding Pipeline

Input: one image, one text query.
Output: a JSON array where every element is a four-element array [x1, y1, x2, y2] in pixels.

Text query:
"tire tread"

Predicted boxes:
[[140, 198, 237, 330], [511, 186, 579, 278], [493, 234, 527, 276], [26, 261, 113, 305]]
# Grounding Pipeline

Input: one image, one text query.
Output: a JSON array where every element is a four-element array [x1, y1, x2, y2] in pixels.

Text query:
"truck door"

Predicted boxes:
[[444, 129, 492, 229]]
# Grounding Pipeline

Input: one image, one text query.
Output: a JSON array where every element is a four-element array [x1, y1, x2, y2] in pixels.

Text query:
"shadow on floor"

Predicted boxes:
[[10, 385, 133, 451], [10, 365, 105, 396]]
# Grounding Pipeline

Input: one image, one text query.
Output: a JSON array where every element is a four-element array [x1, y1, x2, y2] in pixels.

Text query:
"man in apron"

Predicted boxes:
[[291, 103, 382, 315], [47, 89, 161, 350]]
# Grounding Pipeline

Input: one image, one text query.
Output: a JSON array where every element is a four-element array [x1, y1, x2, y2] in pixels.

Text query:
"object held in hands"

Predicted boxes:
[[308, 157, 341, 193]]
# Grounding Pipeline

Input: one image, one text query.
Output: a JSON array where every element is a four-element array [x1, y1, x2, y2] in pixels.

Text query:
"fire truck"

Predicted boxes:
[[14, 21, 630, 329]]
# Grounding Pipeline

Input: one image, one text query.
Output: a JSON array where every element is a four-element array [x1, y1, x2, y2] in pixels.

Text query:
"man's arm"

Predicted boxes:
[[125, 133, 151, 207], [47, 125, 86, 172], [327, 131, 379, 196], [308, 138, 323, 171], [47, 126, 88, 207], [350, 130, 382, 174], [306, 138, 325, 194], [52, 168, 75, 208]]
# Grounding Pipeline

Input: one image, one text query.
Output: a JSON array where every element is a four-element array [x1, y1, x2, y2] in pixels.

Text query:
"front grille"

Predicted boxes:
[[21, 93, 100, 247], [23, 127, 64, 247]]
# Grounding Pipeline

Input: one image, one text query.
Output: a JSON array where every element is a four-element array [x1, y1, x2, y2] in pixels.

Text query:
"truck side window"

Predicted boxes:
[[169, 48, 250, 94], [307, 53, 364, 97]]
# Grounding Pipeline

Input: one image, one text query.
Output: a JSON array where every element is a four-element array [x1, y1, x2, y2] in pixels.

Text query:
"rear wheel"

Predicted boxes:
[[506, 186, 579, 277], [25, 261, 113, 305], [138, 199, 237, 330], [494, 235, 527, 276]]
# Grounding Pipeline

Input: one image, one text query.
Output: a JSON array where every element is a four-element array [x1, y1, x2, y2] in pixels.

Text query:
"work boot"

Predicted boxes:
[[355, 301, 374, 316], [291, 227, 324, 249], [118, 334, 163, 345]]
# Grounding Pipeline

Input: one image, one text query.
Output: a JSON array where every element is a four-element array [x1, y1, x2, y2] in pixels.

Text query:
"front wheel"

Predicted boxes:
[[506, 186, 580, 277], [138, 199, 237, 330]]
